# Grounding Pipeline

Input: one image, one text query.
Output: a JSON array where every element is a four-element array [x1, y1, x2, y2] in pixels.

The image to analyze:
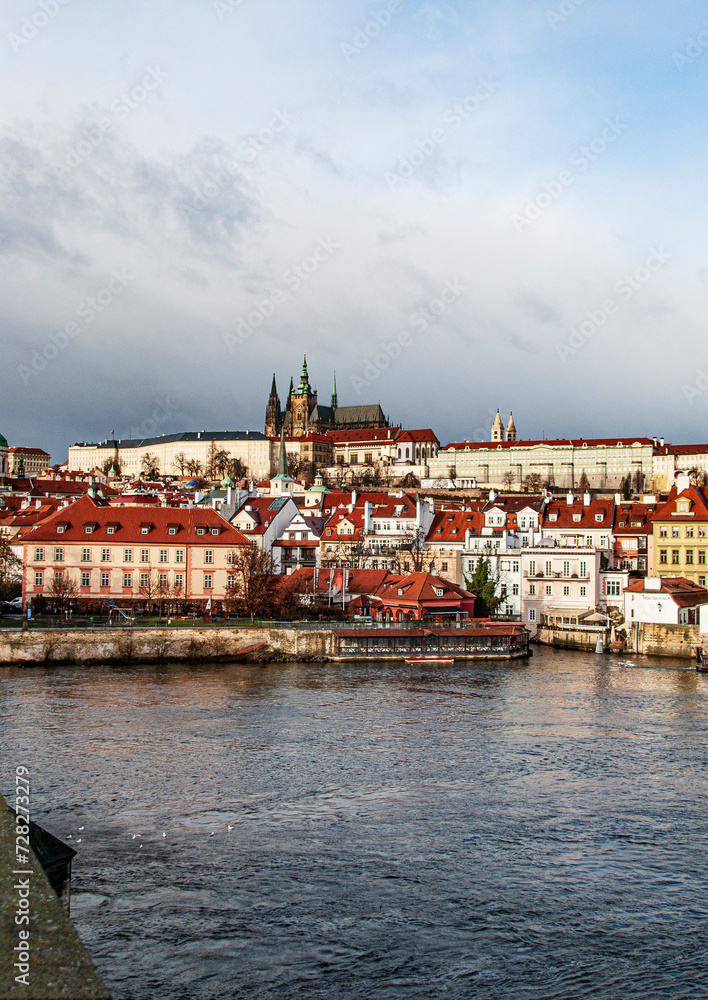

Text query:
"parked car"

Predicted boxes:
[[2, 597, 22, 613]]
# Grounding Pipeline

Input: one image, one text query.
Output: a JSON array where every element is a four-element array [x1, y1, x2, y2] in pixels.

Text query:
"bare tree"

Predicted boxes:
[[137, 568, 166, 615], [185, 459, 203, 478], [577, 470, 591, 493], [173, 452, 188, 476], [47, 569, 79, 614], [524, 473, 543, 493], [447, 465, 457, 488], [0, 536, 22, 601], [502, 470, 515, 489], [226, 457, 248, 481], [225, 546, 282, 622], [140, 452, 161, 478]]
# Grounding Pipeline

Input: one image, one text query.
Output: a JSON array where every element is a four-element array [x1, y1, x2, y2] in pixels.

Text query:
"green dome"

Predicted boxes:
[[0, 433, 7, 448]]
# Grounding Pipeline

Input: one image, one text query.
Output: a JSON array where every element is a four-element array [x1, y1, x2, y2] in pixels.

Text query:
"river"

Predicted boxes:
[[1, 648, 707, 999]]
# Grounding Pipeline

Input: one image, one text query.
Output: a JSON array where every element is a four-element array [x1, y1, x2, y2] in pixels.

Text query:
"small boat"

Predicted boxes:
[[233, 642, 267, 659], [695, 647, 708, 672], [404, 656, 454, 664]]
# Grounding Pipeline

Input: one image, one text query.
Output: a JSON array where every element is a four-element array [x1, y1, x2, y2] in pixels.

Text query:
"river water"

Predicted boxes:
[[2, 648, 708, 999]]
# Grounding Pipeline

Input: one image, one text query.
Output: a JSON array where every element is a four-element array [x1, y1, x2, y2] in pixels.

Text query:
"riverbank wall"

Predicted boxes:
[[536, 621, 704, 659], [0, 627, 338, 666]]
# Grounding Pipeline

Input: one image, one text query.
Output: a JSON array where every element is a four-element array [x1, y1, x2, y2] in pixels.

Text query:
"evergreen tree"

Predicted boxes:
[[465, 558, 502, 618]]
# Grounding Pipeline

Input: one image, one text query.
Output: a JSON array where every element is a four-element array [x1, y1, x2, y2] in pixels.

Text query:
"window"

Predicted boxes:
[[54, 547, 64, 562], [101, 548, 111, 562], [227, 575, 236, 589], [140, 549, 149, 563], [512, 584, 519, 596], [204, 550, 214, 564], [563, 585, 570, 596], [175, 550, 185, 563], [34, 547, 44, 561], [436, 588, 444, 597], [700, 526, 706, 538], [659, 549, 668, 564], [168, 527, 177, 535], [100, 572, 110, 587], [159, 573, 168, 588], [572, 514, 581, 522], [700, 576, 706, 587], [56, 525, 65, 534], [123, 573, 132, 588], [441, 562, 448, 572], [141, 526, 150, 535], [204, 574, 213, 590], [529, 560, 536, 575], [672, 549, 680, 565], [174, 574, 184, 590], [580, 561, 587, 577], [211, 528, 220, 536], [529, 584, 536, 595], [672, 526, 680, 538], [81, 572, 90, 587], [529, 609, 536, 622], [586, 536, 592, 546], [545, 561, 552, 576], [595, 513, 603, 522], [81, 548, 91, 562], [580, 586, 586, 597], [106, 526, 116, 534], [687, 526, 694, 538], [196, 527, 206, 536], [513, 562, 519, 572], [34, 571, 43, 586], [124, 548, 133, 562], [686, 550, 694, 564], [700, 551, 706, 565], [563, 561, 570, 576], [84, 525, 94, 534], [606, 580, 621, 596], [545, 584, 552, 595], [659, 526, 667, 537], [159, 549, 168, 563]]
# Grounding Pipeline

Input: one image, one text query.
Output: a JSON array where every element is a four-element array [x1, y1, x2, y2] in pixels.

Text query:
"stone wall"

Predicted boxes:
[[0, 627, 339, 667], [633, 623, 701, 659], [535, 626, 606, 652]]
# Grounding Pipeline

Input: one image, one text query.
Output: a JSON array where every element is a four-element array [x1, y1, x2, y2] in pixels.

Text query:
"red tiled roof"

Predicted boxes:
[[443, 437, 654, 450], [327, 428, 401, 443], [542, 499, 613, 529], [652, 485, 708, 522], [376, 572, 473, 603], [18, 494, 251, 546], [427, 510, 483, 541]]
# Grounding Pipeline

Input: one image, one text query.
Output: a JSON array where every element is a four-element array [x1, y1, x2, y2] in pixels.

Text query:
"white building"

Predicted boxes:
[[624, 577, 708, 626]]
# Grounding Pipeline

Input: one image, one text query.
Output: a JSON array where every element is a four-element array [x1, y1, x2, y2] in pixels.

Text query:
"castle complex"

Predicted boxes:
[[265, 355, 389, 437]]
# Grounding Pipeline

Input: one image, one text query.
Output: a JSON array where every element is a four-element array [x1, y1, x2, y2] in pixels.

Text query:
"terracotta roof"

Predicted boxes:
[[443, 437, 654, 450], [18, 494, 251, 546], [427, 510, 483, 541], [327, 427, 401, 443], [542, 498, 613, 529], [652, 485, 708, 522], [375, 572, 473, 603]]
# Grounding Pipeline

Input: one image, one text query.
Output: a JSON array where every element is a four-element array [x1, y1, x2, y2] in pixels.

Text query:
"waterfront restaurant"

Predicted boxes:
[[364, 572, 477, 623], [335, 624, 529, 659]]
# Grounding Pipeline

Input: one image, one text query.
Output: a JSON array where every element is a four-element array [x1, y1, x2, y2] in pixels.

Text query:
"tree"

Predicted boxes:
[[101, 456, 121, 477], [47, 569, 79, 614], [577, 470, 591, 493], [464, 558, 501, 618], [286, 451, 301, 479], [141, 452, 161, 479], [226, 545, 282, 622], [620, 475, 632, 500], [226, 457, 248, 481], [398, 472, 421, 489], [137, 568, 167, 615], [173, 452, 188, 476], [543, 471, 555, 490], [395, 527, 433, 574], [502, 470, 515, 489], [185, 459, 203, 478], [447, 465, 457, 488], [632, 470, 645, 494], [524, 473, 543, 493], [0, 536, 22, 601]]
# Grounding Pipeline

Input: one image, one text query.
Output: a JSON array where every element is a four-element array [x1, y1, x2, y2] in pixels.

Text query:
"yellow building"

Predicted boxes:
[[650, 485, 708, 587]]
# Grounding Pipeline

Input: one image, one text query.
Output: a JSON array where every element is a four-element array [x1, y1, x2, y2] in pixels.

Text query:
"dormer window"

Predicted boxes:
[[595, 513, 603, 522], [548, 513, 558, 522], [168, 527, 177, 535], [436, 588, 444, 597], [84, 525, 94, 534], [211, 528, 220, 536], [56, 524, 66, 533], [140, 526, 150, 534], [678, 501, 690, 513], [106, 525, 116, 534], [196, 528, 206, 535], [573, 514, 581, 522]]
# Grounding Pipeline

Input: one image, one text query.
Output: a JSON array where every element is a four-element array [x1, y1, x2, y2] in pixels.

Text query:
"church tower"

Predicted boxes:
[[265, 374, 282, 437], [331, 372, 338, 412], [506, 412, 517, 442], [491, 409, 505, 442], [289, 354, 317, 435]]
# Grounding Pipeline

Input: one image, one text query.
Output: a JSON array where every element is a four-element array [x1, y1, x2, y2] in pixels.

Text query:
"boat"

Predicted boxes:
[[695, 647, 708, 672], [233, 642, 267, 659], [404, 656, 454, 664]]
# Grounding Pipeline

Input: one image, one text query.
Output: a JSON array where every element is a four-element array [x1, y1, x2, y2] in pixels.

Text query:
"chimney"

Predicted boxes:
[[653, 436, 657, 446], [583, 492, 591, 506], [566, 492, 574, 505], [226, 485, 232, 506], [614, 493, 621, 506], [351, 490, 357, 506], [660, 437, 664, 447]]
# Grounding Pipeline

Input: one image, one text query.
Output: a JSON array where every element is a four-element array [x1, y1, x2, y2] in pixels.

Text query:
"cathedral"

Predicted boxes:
[[265, 356, 390, 437]]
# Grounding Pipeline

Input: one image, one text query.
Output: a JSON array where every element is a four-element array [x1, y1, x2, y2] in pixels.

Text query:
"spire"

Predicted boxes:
[[331, 371, 338, 410], [295, 353, 312, 395], [288, 376, 294, 405], [506, 411, 517, 442], [491, 409, 504, 442], [269, 373, 278, 398]]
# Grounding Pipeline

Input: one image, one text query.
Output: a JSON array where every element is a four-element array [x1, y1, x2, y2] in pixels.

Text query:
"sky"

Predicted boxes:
[[2, 0, 708, 463]]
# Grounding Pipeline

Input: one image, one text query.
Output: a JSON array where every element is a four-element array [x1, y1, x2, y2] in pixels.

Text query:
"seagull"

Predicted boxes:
[[66, 834, 73, 839], [78, 826, 84, 831], [131, 834, 137, 839], [77, 838, 82, 843], [227, 825, 233, 831], [161, 832, 166, 838]]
